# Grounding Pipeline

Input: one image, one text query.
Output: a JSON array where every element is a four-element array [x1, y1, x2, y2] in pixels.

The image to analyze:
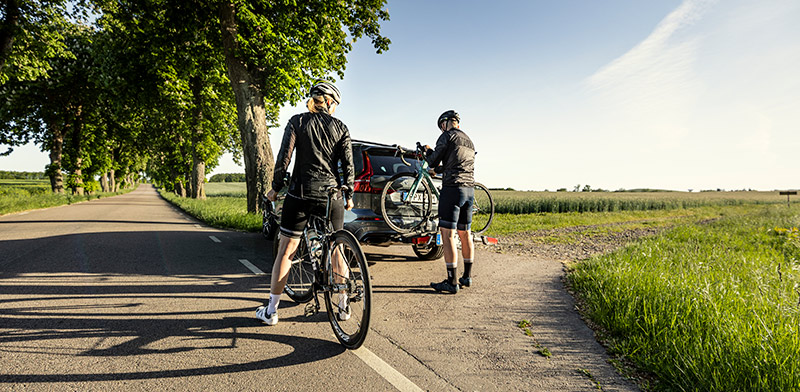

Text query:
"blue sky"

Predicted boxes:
[[3, 0, 798, 191]]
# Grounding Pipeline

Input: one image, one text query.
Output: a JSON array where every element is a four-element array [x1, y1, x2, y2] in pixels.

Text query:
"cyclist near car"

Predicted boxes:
[[257, 81, 355, 325], [423, 110, 476, 294]]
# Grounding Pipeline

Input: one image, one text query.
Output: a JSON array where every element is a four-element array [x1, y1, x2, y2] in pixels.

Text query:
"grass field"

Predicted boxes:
[[568, 204, 800, 391], [0, 179, 131, 215], [490, 190, 782, 214]]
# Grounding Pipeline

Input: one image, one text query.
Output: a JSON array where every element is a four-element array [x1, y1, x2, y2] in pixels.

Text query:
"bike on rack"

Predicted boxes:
[[262, 186, 371, 349], [379, 142, 495, 236]]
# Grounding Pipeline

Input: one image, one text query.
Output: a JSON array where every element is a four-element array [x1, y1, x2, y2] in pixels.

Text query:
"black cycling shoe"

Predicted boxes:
[[430, 280, 459, 294], [458, 276, 472, 288]]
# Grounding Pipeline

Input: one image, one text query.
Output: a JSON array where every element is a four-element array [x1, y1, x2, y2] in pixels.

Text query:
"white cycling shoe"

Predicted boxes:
[[256, 305, 278, 326]]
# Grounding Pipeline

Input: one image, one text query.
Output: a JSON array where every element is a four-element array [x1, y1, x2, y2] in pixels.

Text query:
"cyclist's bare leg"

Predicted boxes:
[[440, 227, 458, 284], [270, 233, 301, 295], [332, 243, 350, 284], [457, 229, 474, 260]]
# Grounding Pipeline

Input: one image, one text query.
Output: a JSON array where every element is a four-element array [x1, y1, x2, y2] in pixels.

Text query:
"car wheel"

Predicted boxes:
[[412, 243, 444, 260]]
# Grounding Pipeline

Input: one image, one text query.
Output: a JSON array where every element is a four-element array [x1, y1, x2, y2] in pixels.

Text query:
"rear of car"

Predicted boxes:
[[343, 140, 444, 260]]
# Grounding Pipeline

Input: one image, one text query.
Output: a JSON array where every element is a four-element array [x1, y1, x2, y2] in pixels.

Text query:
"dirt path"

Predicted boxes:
[[364, 234, 641, 391]]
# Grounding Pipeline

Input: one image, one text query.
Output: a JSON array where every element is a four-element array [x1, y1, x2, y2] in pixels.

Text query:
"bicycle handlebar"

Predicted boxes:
[[394, 143, 426, 167]]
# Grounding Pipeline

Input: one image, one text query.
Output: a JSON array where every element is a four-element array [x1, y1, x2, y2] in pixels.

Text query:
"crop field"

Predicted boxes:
[[204, 182, 248, 197], [208, 183, 783, 214], [489, 190, 782, 214], [568, 204, 800, 390]]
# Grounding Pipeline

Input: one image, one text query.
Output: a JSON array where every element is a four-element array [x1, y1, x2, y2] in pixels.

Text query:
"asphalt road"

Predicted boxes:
[[0, 184, 638, 391]]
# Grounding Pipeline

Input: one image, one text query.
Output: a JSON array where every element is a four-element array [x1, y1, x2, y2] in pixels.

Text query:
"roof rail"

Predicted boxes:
[[351, 139, 400, 149]]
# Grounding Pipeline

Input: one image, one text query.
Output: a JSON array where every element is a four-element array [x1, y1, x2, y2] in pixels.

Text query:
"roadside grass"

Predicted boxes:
[[0, 179, 130, 215], [567, 205, 800, 391], [158, 189, 261, 231]]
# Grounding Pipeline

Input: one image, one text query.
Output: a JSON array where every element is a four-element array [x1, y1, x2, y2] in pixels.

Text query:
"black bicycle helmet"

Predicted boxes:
[[309, 81, 341, 104], [437, 110, 460, 127]]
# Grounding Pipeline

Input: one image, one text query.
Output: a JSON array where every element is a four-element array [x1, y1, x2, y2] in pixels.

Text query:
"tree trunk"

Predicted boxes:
[[73, 157, 84, 196], [0, 0, 21, 75], [219, 2, 273, 213], [110, 169, 117, 192], [71, 106, 84, 196], [100, 171, 109, 192], [175, 178, 186, 197], [190, 75, 206, 200], [191, 160, 206, 199], [47, 126, 65, 194]]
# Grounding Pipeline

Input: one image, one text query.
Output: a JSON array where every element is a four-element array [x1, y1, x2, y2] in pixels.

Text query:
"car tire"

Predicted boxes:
[[412, 243, 444, 260]]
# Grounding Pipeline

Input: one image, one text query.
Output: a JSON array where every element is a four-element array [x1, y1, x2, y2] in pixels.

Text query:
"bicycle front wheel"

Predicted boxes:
[[324, 230, 371, 349], [380, 173, 433, 234], [284, 233, 315, 303], [471, 182, 495, 234]]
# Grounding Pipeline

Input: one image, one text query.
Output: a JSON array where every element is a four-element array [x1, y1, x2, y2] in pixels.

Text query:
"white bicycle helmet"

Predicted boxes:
[[310, 81, 341, 104]]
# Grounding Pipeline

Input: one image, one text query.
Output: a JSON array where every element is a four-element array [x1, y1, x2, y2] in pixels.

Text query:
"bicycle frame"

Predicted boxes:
[[302, 190, 352, 294], [397, 145, 440, 203]]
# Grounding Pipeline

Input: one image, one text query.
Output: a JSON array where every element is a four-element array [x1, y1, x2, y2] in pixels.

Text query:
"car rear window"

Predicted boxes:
[[366, 151, 420, 176]]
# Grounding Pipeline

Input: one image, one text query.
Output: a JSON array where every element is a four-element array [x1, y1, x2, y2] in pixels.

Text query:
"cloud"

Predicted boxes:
[[587, 0, 718, 91]]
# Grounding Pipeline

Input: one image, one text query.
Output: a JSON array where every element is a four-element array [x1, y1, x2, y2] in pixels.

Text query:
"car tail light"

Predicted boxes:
[[353, 152, 383, 194], [412, 236, 431, 245]]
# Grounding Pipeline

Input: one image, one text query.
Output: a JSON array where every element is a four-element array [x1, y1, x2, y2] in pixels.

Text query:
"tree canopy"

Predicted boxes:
[[0, 0, 390, 202]]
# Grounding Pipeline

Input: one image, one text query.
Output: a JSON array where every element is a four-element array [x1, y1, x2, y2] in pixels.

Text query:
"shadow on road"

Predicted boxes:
[[0, 230, 346, 383]]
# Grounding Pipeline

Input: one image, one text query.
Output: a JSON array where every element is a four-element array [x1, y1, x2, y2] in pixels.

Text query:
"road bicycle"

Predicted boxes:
[[263, 186, 371, 349], [379, 142, 495, 235]]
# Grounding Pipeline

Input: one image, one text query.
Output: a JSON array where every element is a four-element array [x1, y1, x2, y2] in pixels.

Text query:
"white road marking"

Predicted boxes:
[[351, 347, 424, 392], [238, 259, 265, 275], [237, 257, 420, 391], [209, 236, 221, 243]]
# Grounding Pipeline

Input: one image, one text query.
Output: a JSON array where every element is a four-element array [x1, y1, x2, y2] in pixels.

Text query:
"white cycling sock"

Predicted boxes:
[[267, 293, 281, 315]]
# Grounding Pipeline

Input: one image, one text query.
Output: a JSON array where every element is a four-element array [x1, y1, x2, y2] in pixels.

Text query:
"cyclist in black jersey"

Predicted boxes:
[[423, 110, 476, 294], [256, 82, 355, 325]]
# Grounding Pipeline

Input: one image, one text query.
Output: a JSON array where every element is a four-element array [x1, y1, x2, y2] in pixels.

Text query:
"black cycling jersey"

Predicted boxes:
[[425, 128, 475, 187], [272, 112, 355, 201]]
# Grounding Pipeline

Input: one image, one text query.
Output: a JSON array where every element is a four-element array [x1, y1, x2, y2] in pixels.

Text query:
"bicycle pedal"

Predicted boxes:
[[303, 302, 318, 317]]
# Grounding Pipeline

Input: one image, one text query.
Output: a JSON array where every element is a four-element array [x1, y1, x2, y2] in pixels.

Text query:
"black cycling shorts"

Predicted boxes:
[[437, 186, 474, 231], [279, 194, 344, 238]]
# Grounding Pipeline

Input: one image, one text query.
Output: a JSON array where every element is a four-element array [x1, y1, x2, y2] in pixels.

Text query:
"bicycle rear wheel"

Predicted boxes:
[[380, 173, 433, 234], [471, 182, 495, 234], [284, 234, 315, 303], [324, 230, 371, 349]]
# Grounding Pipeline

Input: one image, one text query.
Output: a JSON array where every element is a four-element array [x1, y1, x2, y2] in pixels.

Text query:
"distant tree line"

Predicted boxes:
[[209, 173, 246, 183], [0, 170, 47, 180]]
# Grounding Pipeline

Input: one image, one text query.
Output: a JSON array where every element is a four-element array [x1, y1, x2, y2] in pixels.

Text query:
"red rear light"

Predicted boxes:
[[481, 236, 499, 245], [412, 236, 431, 245], [356, 216, 382, 221], [353, 152, 383, 194]]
